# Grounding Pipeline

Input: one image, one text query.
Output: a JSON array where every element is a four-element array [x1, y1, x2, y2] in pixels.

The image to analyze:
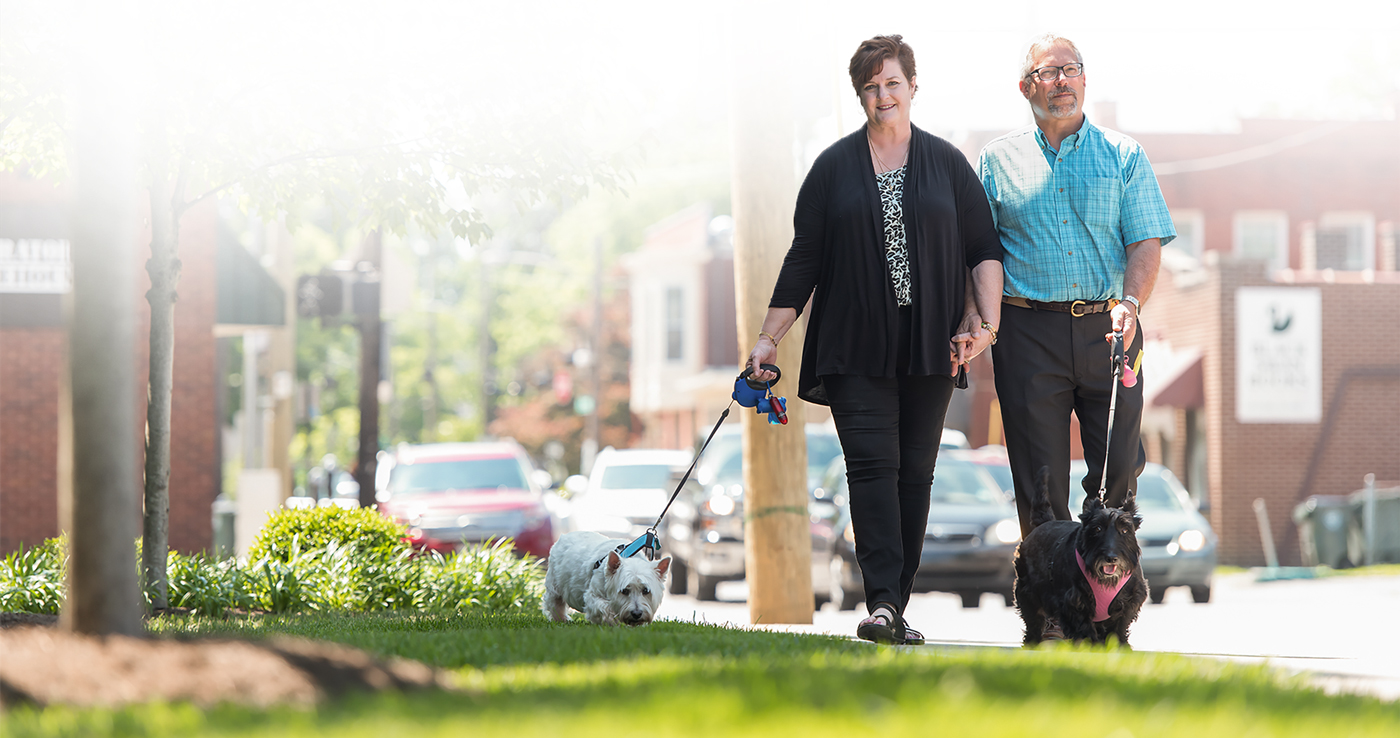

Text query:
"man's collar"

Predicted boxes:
[[1033, 114, 1092, 151]]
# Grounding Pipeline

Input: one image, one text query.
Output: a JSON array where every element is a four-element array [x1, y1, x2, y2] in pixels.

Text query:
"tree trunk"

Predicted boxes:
[[63, 51, 144, 636], [731, 13, 812, 625], [142, 139, 180, 611]]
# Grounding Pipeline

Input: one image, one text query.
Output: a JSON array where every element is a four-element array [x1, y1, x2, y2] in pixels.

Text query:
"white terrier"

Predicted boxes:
[[542, 530, 671, 626]]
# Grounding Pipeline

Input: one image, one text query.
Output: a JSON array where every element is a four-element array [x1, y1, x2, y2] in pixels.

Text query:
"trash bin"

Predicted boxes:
[[1292, 495, 1355, 568], [1347, 485, 1400, 565], [211, 494, 237, 561]]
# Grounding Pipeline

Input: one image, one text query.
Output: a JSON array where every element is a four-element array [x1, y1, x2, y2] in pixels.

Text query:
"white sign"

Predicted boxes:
[[0, 238, 72, 293], [1236, 286, 1322, 423]]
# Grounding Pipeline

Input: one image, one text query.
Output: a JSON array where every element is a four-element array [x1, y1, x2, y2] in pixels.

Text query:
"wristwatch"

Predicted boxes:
[[1122, 295, 1141, 313]]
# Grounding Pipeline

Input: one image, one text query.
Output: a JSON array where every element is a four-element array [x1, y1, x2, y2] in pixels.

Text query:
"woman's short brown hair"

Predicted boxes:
[[848, 35, 916, 94]]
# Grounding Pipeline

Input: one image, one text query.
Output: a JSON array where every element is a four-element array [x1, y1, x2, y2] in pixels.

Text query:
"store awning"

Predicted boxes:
[[1145, 347, 1204, 408], [216, 237, 285, 329]]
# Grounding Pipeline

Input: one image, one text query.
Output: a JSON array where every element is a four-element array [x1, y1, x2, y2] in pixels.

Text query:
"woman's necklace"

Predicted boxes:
[[868, 132, 908, 174]]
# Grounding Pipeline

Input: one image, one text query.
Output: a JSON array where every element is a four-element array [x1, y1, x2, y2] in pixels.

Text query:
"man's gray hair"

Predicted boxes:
[[1021, 34, 1083, 79]]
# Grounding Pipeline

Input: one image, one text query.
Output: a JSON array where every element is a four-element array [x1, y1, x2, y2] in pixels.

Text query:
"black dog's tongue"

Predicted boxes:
[[1102, 563, 1119, 577]]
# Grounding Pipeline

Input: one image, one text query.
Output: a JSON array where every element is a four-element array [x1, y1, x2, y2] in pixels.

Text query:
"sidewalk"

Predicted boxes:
[[659, 571, 1400, 701]]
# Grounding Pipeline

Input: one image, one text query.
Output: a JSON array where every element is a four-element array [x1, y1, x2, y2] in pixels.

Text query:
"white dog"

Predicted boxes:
[[542, 530, 671, 626]]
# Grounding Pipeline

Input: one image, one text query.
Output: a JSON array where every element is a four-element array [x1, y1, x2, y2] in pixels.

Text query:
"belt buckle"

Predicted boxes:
[[1070, 300, 1088, 317]]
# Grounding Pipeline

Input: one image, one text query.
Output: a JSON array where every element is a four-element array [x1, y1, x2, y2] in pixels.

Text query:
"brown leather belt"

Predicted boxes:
[[1003, 295, 1120, 317]]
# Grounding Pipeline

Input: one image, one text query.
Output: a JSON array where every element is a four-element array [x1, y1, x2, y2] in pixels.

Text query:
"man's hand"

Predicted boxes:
[[1106, 301, 1137, 349]]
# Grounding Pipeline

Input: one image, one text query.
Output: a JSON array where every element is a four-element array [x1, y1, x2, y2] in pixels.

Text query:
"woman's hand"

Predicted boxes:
[[746, 335, 780, 382]]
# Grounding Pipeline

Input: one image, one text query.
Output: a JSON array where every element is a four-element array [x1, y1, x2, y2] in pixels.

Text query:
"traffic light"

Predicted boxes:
[[295, 272, 344, 319]]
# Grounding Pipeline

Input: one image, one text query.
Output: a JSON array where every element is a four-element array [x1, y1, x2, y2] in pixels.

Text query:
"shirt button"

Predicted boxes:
[[1059, 188, 1064, 192], [1073, 283, 1078, 287], [1057, 158, 1062, 162], [1063, 220, 1068, 224], [1068, 251, 1073, 255]]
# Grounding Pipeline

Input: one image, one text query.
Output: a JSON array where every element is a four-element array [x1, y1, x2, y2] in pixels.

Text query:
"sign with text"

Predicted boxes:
[[1236, 286, 1321, 423], [0, 238, 71, 293]]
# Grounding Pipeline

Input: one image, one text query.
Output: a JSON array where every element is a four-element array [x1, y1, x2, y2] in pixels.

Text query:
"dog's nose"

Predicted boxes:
[[629, 609, 645, 621]]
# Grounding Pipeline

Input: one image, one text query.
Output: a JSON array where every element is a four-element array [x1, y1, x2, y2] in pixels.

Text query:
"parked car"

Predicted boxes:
[[659, 423, 844, 604], [964, 444, 1014, 495], [1069, 460, 1218, 603], [566, 447, 694, 540], [375, 441, 558, 558], [826, 449, 1022, 610]]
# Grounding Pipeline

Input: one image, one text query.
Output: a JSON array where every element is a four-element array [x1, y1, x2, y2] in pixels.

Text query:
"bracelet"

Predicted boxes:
[[758, 330, 779, 347], [980, 321, 998, 345], [1122, 295, 1141, 313]]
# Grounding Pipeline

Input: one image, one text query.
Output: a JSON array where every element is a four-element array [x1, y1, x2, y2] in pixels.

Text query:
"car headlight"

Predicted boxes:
[[990, 517, 1021, 545], [707, 495, 735, 516], [1177, 529, 1206, 552], [842, 524, 855, 544]]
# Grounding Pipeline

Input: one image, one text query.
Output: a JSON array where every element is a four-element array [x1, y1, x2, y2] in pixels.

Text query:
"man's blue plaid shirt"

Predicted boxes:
[[977, 117, 1176, 303]]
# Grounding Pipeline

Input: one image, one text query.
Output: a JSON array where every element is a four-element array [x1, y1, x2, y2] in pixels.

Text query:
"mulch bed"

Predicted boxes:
[[0, 614, 455, 710]]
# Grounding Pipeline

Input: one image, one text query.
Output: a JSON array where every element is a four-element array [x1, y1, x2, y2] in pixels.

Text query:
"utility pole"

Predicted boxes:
[[730, 14, 811, 624], [354, 231, 382, 508]]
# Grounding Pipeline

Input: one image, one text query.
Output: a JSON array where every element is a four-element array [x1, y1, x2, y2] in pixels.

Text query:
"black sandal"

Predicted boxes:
[[901, 621, 925, 645], [856, 604, 905, 644]]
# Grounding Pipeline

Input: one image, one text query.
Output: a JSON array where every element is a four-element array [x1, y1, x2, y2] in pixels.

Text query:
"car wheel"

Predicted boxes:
[[668, 557, 689, 595], [1149, 587, 1166, 604], [691, 567, 719, 601], [959, 592, 981, 609], [814, 593, 830, 611], [1190, 584, 1211, 604]]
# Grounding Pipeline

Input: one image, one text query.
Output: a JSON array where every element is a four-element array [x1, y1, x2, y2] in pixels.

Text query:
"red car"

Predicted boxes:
[[376, 441, 557, 559]]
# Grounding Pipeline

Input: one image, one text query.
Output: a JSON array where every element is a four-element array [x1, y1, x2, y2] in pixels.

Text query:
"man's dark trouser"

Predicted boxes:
[[991, 303, 1147, 539], [824, 373, 956, 615]]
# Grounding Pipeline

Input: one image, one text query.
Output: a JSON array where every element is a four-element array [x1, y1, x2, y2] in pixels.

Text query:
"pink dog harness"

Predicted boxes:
[[1075, 550, 1130, 622]]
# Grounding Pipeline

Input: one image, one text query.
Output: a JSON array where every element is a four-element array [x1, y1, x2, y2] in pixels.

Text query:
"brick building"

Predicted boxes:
[[958, 112, 1400, 565], [0, 171, 284, 555]]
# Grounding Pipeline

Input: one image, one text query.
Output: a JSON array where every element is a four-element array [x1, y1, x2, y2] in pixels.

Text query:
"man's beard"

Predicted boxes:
[[1048, 93, 1078, 119]]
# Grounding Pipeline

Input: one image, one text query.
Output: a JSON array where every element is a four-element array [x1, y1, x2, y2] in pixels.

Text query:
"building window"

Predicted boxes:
[[1313, 212, 1375, 271], [665, 287, 683, 361], [1233, 211, 1288, 271], [1169, 210, 1204, 258]]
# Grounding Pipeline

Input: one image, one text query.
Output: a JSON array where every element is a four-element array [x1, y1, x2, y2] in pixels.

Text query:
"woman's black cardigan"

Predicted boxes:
[[769, 123, 1003, 405]]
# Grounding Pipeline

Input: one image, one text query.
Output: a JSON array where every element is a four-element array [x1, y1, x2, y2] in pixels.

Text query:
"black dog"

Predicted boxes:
[[1013, 467, 1148, 646]]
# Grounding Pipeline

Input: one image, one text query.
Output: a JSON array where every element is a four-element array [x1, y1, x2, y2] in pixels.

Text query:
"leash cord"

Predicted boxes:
[[1097, 333, 1124, 499], [652, 400, 734, 531]]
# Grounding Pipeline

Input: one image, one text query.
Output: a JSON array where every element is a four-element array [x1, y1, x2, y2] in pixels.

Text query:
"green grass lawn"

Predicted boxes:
[[6, 612, 1398, 737]]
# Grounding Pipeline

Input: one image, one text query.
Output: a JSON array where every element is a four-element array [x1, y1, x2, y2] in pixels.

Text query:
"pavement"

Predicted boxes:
[[655, 570, 1400, 701]]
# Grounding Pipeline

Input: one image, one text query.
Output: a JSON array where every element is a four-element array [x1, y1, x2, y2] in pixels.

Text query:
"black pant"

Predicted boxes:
[[825, 373, 955, 616], [991, 303, 1147, 539]]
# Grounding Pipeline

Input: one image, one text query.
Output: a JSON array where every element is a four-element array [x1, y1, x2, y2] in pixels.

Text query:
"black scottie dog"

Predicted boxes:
[[1013, 467, 1148, 646]]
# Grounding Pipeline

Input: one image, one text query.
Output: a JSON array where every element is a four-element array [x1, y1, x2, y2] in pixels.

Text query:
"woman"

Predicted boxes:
[[745, 35, 1003, 644]]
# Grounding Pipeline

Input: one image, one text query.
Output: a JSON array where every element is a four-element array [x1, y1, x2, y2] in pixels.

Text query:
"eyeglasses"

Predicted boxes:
[[1026, 63, 1084, 82]]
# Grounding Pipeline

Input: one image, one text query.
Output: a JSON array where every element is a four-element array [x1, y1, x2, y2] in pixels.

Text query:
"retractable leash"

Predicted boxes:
[[611, 364, 787, 563], [1095, 331, 1136, 500]]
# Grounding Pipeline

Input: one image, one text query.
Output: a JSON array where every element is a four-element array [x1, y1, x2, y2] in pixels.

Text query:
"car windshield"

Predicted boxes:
[[981, 464, 1014, 494], [702, 431, 841, 489], [931, 461, 1004, 505], [387, 458, 526, 495], [1071, 466, 1185, 511], [600, 464, 675, 490]]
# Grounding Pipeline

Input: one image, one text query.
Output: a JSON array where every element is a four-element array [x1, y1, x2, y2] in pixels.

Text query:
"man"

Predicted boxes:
[[977, 35, 1175, 545]]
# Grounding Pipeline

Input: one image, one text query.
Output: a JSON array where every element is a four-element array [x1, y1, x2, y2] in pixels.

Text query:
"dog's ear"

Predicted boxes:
[[1120, 495, 1142, 528], [655, 556, 671, 579], [1080, 493, 1104, 520], [607, 550, 622, 575]]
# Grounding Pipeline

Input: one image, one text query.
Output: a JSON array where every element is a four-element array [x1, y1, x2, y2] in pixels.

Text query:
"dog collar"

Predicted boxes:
[[1075, 549, 1130, 622], [593, 544, 627, 571]]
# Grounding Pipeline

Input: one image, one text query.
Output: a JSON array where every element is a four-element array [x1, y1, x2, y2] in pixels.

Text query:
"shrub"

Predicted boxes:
[[166, 551, 254, 616], [248, 506, 410, 564], [420, 538, 545, 612], [0, 536, 67, 614]]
